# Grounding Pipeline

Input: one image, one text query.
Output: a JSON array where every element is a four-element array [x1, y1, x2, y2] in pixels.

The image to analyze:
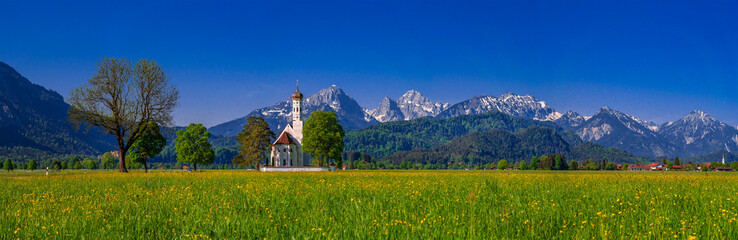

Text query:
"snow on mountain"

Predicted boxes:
[[209, 85, 378, 136], [370, 97, 405, 122], [658, 110, 738, 155], [574, 106, 676, 157], [395, 90, 450, 120], [554, 110, 586, 129], [436, 92, 561, 121]]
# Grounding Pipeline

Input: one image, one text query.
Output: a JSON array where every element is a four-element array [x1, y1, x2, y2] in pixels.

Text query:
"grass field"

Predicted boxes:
[[2, 170, 737, 239]]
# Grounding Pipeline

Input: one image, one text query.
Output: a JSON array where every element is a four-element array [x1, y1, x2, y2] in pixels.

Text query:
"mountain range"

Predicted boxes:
[[0, 61, 114, 157], [1, 58, 735, 161], [210, 85, 738, 158]]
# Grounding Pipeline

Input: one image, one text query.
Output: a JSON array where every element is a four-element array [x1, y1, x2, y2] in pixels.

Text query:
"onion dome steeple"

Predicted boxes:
[[292, 80, 303, 99]]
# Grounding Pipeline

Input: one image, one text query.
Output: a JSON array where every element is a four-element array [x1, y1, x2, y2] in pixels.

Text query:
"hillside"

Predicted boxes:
[[382, 126, 651, 165], [0, 61, 115, 158], [344, 110, 582, 159]]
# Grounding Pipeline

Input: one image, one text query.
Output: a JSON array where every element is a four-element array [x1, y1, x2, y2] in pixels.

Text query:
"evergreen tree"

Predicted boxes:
[[569, 160, 579, 170], [554, 155, 568, 170], [674, 157, 682, 166], [233, 116, 275, 168], [4, 158, 13, 171], [28, 159, 37, 171]]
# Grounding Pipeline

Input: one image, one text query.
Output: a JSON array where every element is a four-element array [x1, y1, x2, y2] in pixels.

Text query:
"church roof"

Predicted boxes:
[[273, 131, 296, 145], [292, 88, 303, 99], [292, 81, 303, 99]]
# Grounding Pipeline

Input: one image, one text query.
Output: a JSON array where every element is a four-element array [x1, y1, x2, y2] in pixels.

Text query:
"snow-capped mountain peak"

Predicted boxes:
[[436, 92, 561, 122], [595, 106, 659, 132], [369, 89, 449, 122]]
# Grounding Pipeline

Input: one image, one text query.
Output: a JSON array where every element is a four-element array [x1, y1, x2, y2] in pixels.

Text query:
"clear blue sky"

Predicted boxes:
[[1, 0, 736, 127]]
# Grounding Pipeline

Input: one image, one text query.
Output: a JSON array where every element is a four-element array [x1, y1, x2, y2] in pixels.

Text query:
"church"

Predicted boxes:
[[267, 83, 312, 167]]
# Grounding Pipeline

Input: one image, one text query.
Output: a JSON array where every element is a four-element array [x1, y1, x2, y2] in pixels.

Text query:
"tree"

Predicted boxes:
[[302, 110, 345, 167], [86, 160, 98, 170], [621, 163, 629, 170], [605, 162, 617, 170], [73, 161, 82, 169], [730, 161, 738, 171], [530, 156, 540, 170], [28, 159, 37, 171], [52, 160, 62, 170], [175, 123, 214, 171], [129, 122, 166, 173], [101, 152, 117, 169], [68, 157, 80, 170], [4, 158, 13, 171], [497, 159, 509, 170], [234, 116, 275, 168], [61, 161, 68, 170], [68, 58, 179, 172], [554, 155, 568, 170], [569, 160, 579, 170], [673, 157, 682, 166], [520, 161, 527, 170]]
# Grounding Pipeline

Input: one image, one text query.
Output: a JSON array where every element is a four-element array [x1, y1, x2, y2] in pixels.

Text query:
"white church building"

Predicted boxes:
[[261, 83, 327, 172]]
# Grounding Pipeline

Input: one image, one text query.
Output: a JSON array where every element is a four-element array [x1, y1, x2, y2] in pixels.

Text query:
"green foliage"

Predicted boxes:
[[605, 162, 618, 170], [5, 158, 13, 171], [234, 116, 275, 167], [622, 163, 629, 171], [61, 161, 68, 170], [175, 123, 215, 171], [52, 160, 62, 170], [519, 161, 527, 170], [129, 122, 167, 172], [731, 162, 738, 171], [497, 159, 508, 170], [569, 160, 579, 170], [101, 152, 117, 169], [554, 155, 568, 170], [28, 159, 37, 170], [303, 111, 345, 167], [73, 161, 82, 169], [345, 111, 582, 159], [530, 156, 540, 170], [569, 142, 651, 164]]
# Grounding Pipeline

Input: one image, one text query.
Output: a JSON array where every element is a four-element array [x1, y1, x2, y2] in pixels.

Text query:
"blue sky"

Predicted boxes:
[[1, 0, 736, 127]]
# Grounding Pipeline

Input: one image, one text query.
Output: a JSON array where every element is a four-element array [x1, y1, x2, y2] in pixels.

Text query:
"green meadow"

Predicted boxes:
[[2, 170, 736, 239]]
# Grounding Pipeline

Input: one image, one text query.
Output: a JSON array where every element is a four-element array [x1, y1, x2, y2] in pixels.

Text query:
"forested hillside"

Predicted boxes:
[[344, 111, 582, 159], [382, 126, 651, 165]]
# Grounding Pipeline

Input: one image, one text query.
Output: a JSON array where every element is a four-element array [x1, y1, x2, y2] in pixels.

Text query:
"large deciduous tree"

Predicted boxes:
[[129, 122, 166, 173], [68, 58, 178, 172], [233, 116, 274, 168], [175, 123, 214, 171], [302, 110, 345, 167]]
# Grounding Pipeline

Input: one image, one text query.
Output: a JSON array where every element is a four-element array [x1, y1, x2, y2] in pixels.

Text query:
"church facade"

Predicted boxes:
[[268, 85, 311, 167]]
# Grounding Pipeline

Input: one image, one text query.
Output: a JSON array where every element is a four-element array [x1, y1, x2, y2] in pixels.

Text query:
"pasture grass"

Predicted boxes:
[[2, 170, 737, 239]]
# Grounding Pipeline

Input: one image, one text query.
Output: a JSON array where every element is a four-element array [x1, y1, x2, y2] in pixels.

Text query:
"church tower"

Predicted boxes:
[[291, 81, 304, 141]]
